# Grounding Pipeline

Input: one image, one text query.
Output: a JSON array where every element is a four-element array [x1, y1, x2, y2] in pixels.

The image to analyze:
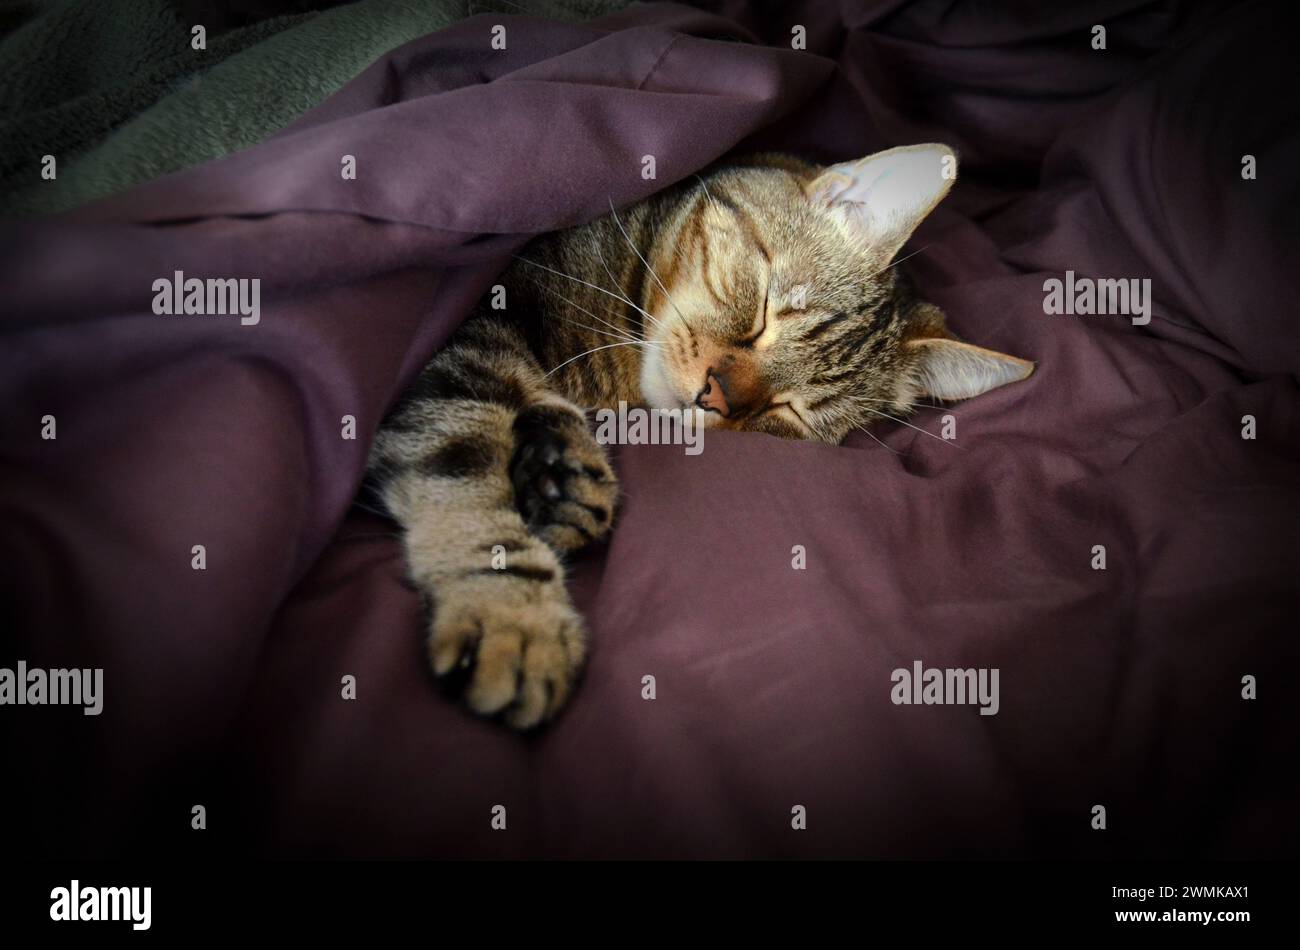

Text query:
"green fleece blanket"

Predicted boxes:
[[0, 0, 627, 215]]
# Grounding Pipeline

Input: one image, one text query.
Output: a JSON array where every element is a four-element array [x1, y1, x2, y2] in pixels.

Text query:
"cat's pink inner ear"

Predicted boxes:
[[809, 144, 957, 260], [907, 338, 1035, 401]]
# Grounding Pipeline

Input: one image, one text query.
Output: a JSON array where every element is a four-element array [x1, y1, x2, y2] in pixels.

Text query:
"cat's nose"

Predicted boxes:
[[695, 371, 730, 416]]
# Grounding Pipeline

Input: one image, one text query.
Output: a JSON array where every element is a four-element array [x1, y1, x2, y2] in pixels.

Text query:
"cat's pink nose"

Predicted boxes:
[[695, 372, 730, 416]]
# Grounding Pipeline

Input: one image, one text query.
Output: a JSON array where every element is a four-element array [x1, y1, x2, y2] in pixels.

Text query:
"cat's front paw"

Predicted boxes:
[[429, 588, 586, 730], [510, 403, 618, 554]]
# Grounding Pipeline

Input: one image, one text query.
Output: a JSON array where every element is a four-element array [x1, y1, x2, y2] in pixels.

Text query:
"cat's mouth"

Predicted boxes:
[[638, 346, 725, 424]]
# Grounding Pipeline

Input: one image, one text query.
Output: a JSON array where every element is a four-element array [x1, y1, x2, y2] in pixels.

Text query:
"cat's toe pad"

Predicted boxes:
[[510, 404, 618, 552]]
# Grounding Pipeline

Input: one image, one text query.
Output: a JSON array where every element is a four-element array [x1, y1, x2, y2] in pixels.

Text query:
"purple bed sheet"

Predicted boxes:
[[2, 0, 1297, 858]]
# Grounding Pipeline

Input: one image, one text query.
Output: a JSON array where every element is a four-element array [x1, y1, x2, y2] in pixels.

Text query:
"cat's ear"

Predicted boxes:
[[907, 338, 1035, 401], [808, 144, 957, 261]]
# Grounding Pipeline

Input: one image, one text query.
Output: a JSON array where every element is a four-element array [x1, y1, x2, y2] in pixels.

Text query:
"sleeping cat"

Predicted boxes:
[[367, 145, 1033, 729]]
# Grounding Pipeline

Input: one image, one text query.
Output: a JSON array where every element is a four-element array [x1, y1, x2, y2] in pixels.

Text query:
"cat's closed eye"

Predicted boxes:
[[738, 313, 766, 347]]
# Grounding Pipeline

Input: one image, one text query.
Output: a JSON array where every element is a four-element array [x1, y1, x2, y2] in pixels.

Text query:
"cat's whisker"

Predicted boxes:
[[553, 313, 658, 348], [914, 401, 959, 414], [528, 277, 641, 340], [527, 273, 642, 341], [695, 174, 722, 214], [531, 280, 661, 348], [351, 499, 393, 519], [592, 244, 628, 301], [607, 196, 688, 326], [546, 341, 652, 377], [513, 255, 662, 330], [866, 243, 932, 282], [595, 294, 646, 335], [593, 243, 665, 333], [865, 407, 960, 448], [854, 424, 903, 455]]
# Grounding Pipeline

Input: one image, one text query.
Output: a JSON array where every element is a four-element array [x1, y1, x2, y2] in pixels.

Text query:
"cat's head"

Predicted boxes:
[[637, 145, 1033, 443]]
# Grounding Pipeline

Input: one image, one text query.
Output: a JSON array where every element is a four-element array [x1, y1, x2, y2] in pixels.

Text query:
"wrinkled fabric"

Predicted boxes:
[[1, 0, 1296, 858]]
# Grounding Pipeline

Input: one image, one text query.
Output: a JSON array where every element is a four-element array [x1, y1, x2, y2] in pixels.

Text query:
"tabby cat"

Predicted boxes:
[[367, 145, 1033, 729]]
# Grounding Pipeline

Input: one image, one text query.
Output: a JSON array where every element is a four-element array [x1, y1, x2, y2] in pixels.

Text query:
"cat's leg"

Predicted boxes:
[[368, 318, 616, 728]]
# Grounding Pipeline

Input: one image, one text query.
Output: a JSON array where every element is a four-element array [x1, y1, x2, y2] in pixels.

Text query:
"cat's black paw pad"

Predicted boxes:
[[510, 429, 567, 511], [510, 405, 617, 552]]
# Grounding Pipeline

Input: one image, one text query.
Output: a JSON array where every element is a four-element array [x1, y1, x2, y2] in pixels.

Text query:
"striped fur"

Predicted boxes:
[[368, 148, 1033, 729]]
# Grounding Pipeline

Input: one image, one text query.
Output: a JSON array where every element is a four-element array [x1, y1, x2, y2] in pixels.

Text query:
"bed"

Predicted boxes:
[[2, 0, 1295, 858]]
